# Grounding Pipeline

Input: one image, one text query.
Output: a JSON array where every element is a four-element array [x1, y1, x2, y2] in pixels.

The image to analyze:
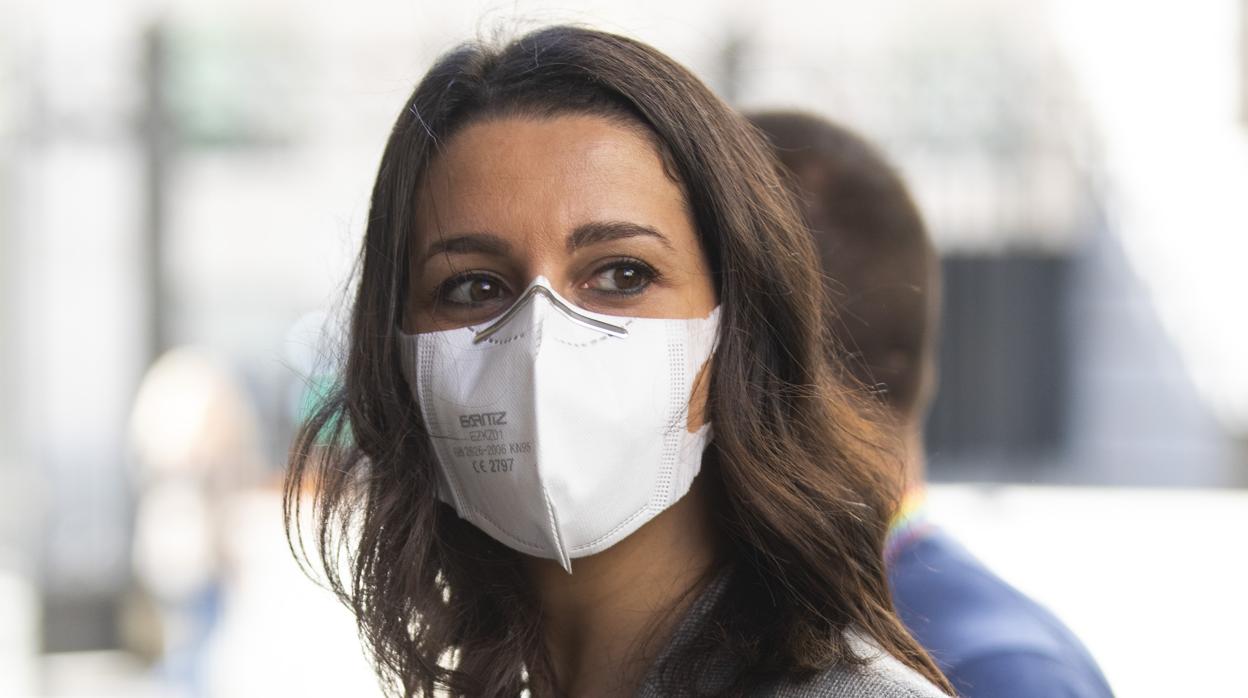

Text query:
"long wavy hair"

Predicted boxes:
[[285, 25, 952, 697]]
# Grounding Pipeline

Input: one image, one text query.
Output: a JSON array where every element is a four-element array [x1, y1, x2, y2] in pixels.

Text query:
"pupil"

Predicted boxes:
[[469, 279, 495, 302], [614, 267, 640, 289]]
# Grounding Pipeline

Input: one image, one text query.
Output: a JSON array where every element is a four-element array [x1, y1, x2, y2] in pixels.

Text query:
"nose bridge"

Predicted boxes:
[[527, 288, 554, 355], [472, 278, 629, 344]]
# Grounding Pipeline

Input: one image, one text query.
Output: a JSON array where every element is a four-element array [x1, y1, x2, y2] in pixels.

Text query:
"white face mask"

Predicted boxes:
[[398, 277, 718, 572]]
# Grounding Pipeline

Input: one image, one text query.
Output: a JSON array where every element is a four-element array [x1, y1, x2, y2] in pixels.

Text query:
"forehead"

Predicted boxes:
[[413, 114, 690, 249]]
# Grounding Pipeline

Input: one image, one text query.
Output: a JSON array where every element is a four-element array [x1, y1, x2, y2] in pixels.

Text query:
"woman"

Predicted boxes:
[[286, 25, 953, 697]]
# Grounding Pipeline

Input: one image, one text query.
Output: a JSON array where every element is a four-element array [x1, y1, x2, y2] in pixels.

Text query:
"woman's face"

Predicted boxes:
[[403, 114, 716, 333]]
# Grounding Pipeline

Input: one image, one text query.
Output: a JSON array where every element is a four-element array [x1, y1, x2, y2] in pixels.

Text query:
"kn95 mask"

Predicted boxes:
[[397, 276, 719, 572]]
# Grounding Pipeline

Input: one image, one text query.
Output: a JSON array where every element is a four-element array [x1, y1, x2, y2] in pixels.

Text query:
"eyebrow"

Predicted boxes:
[[422, 221, 674, 265], [565, 221, 675, 253], [421, 232, 513, 265]]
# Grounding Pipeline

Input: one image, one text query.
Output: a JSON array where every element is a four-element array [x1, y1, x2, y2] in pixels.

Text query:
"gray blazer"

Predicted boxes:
[[636, 575, 949, 698]]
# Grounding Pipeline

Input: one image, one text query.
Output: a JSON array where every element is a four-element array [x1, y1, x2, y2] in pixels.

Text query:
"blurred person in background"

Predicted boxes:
[[285, 25, 955, 698], [127, 347, 267, 696], [748, 110, 1114, 698]]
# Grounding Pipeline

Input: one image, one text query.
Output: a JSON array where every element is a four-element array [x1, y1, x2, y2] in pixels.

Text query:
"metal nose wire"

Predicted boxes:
[[472, 284, 629, 344]]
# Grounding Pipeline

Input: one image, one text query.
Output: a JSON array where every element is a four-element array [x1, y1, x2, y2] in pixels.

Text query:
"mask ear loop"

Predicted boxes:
[[473, 283, 629, 343]]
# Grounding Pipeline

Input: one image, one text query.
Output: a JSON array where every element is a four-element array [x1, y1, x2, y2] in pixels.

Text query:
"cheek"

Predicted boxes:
[[656, 238, 715, 316], [677, 272, 718, 321], [675, 233, 716, 312], [401, 270, 432, 332]]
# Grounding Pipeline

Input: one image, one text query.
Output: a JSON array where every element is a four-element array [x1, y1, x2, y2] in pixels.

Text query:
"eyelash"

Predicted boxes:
[[432, 271, 507, 307], [431, 259, 661, 308], [588, 257, 661, 296]]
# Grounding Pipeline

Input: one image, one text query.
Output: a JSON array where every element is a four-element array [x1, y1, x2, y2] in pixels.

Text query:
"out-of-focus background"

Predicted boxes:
[[1, 0, 1245, 696]]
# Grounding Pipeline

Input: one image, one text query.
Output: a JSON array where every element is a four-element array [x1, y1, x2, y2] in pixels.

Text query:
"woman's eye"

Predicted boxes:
[[438, 274, 508, 306], [586, 261, 656, 294]]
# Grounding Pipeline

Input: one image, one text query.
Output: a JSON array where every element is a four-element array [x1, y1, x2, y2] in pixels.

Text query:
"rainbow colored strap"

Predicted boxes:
[[885, 489, 935, 563]]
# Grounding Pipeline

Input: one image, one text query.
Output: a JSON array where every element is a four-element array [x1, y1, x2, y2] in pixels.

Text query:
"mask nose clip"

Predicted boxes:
[[472, 279, 629, 344]]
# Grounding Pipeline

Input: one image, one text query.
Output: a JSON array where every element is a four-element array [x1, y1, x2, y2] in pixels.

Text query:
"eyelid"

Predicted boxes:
[[588, 256, 657, 275], [433, 270, 512, 306], [584, 257, 661, 294]]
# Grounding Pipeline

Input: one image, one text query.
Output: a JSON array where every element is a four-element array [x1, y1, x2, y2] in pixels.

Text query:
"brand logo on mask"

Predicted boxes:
[[459, 411, 508, 428]]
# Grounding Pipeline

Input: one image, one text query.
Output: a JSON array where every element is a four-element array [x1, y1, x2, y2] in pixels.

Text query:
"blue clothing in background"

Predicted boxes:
[[888, 528, 1114, 697]]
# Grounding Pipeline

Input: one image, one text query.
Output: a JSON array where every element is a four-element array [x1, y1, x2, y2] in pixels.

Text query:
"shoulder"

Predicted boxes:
[[639, 574, 950, 698], [889, 530, 1113, 697], [949, 650, 1114, 698], [762, 632, 948, 698]]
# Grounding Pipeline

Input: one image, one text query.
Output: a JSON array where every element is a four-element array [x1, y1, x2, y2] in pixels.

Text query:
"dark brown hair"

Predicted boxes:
[[748, 111, 940, 422], [285, 26, 952, 697]]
